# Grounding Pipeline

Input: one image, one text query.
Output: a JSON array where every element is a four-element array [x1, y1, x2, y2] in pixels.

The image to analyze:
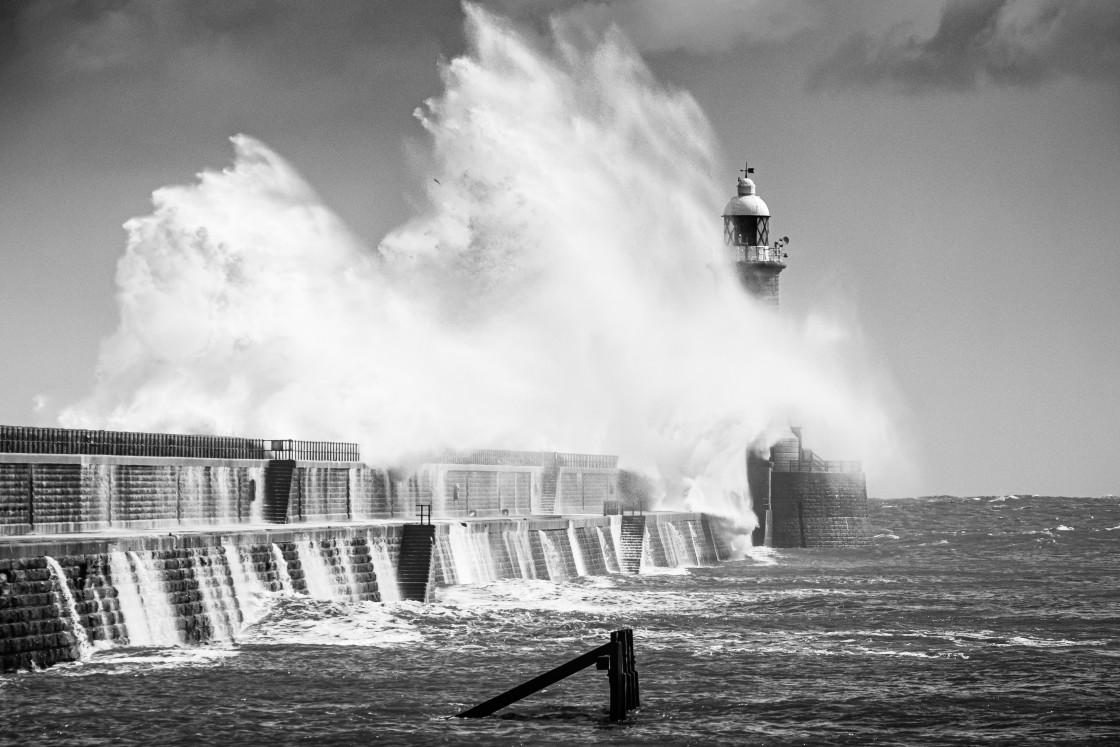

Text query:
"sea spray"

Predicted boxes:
[[192, 550, 236, 642], [596, 525, 620, 573], [107, 551, 180, 647], [504, 526, 536, 579], [296, 540, 335, 601], [335, 540, 360, 603], [538, 530, 568, 582], [270, 544, 293, 592], [45, 557, 94, 660], [127, 551, 181, 645], [222, 542, 268, 625], [109, 552, 154, 646], [567, 522, 588, 577], [60, 5, 895, 537], [367, 530, 402, 603]]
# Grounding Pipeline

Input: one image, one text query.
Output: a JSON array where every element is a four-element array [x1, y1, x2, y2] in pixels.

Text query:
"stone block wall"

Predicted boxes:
[[735, 262, 783, 309], [0, 464, 32, 535], [0, 556, 83, 671], [289, 467, 351, 523], [0, 527, 391, 673], [769, 471, 870, 547], [29, 464, 86, 533], [113, 465, 180, 529], [555, 470, 615, 514], [429, 517, 623, 584], [574, 525, 611, 575], [261, 462, 423, 525], [349, 468, 392, 519], [0, 511, 718, 673], [437, 468, 533, 518], [525, 527, 552, 581], [177, 466, 258, 526], [0, 457, 267, 535]]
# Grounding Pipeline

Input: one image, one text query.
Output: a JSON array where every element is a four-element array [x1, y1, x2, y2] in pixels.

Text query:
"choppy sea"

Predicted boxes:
[[3, 495, 1118, 745]]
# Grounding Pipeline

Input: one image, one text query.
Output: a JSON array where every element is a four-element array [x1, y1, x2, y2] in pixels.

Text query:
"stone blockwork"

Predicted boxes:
[[0, 526, 395, 673], [645, 515, 722, 567], [2, 449, 625, 536], [427, 514, 719, 585], [556, 471, 613, 515], [0, 455, 440, 536], [0, 456, 270, 535], [0, 464, 32, 535], [0, 511, 724, 673], [0, 556, 97, 671], [350, 468, 392, 519], [769, 471, 870, 547], [735, 262, 783, 309]]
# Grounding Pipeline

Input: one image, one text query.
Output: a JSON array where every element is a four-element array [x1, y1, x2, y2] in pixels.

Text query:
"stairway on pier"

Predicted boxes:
[[263, 460, 295, 523], [397, 524, 436, 601], [538, 467, 559, 514], [618, 516, 646, 574]]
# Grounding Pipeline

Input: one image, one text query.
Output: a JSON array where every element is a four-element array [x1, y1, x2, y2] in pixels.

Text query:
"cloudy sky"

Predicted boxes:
[[1, 0, 1117, 498]]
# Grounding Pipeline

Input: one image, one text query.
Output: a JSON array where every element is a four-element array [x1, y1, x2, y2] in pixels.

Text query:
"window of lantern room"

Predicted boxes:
[[726, 215, 770, 246]]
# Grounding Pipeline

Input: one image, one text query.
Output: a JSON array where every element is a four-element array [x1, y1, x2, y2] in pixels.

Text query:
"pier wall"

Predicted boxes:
[[0, 454, 425, 536], [0, 512, 722, 673], [769, 471, 870, 547], [0, 429, 724, 674], [0, 525, 401, 673], [1, 454, 625, 537]]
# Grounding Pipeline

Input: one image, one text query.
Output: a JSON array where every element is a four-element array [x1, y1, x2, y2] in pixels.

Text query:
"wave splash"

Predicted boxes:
[[61, 6, 893, 529]]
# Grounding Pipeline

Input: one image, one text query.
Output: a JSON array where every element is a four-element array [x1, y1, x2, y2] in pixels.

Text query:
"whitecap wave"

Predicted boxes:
[[743, 545, 780, 565], [53, 646, 239, 676], [241, 597, 423, 647]]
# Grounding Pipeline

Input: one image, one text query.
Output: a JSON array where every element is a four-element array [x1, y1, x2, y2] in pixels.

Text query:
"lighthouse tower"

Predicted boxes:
[[722, 164, 787, 309], [723, 161, 871, 548], [725, 163, 787, 544]]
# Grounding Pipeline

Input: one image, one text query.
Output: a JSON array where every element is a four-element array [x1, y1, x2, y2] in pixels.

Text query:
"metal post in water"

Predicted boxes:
[[456, 627, 640, 722]]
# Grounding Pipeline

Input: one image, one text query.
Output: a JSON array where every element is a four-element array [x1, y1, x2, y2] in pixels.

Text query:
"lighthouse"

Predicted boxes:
[[722, 163, 787, 309], [722, 161, 871, 548]]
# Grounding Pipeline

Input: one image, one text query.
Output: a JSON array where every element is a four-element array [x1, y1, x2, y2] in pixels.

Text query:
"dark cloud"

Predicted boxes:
[[809, 0, 1120, 94], [0, 1, 466, 90], [0, 0, 470, 156]]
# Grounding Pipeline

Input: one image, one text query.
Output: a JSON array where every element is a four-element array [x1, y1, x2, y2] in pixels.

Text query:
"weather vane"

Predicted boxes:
[[739, 161, 754, 177]]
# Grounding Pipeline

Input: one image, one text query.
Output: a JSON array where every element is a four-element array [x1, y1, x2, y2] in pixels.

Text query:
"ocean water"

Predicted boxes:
[[3, 496, 1118, 745]]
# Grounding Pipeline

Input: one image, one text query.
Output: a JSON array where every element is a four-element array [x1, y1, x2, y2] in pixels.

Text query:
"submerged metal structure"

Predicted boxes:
[[457, 627, 639, 721]]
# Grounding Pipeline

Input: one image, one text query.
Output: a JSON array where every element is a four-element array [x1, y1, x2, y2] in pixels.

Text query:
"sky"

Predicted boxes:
[[1, 0, 1118, 499]]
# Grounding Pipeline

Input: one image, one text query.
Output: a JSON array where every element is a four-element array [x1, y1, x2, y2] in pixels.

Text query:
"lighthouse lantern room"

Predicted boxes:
[[723, 162, 786, 309]]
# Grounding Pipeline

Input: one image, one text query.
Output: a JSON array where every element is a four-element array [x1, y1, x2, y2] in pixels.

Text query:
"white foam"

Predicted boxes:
[[44, 557, 94, 661], [52, 647, 239, 677], [241, 599, 422, 647], [743, 545, 779, 566]]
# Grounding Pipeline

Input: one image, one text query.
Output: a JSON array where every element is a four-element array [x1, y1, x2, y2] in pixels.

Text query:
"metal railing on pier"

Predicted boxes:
[[431, 450, 618, 469], [0, 425, 359, 462], [264, 439, 360, 461], [772, 458, 862, 473]]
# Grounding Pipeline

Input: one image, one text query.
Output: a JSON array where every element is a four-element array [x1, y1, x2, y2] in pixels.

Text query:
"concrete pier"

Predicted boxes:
[[0, 426, 730, 673]]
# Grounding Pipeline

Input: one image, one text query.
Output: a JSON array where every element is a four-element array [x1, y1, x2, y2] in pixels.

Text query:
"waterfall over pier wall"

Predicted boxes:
[[1, 513, 724, 673], [0, 427, 731, 673]]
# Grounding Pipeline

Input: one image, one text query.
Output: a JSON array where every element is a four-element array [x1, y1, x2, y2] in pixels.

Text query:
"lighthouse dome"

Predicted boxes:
[[722, 176, 770, 217]]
